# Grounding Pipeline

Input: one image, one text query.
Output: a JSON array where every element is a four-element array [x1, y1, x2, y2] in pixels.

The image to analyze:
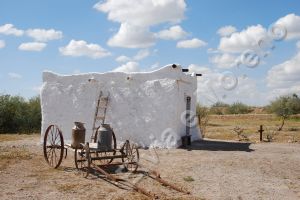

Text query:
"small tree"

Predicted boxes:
[[268, 94, 300, 131], [196, 104, 209, 137]]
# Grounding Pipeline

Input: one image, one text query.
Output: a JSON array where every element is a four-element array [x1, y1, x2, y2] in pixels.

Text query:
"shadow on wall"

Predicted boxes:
[[187, 139, 254, 152]]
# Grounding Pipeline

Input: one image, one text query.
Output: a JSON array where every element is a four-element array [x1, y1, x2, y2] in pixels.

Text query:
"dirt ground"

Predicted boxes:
[[1, 134, 300, 200]]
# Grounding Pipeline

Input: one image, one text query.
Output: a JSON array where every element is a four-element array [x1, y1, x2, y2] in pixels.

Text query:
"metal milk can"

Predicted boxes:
[[71, 122, 86, 148], [97, 124, 113, 151]]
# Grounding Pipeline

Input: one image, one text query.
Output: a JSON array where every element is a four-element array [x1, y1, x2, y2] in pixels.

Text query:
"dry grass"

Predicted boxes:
[[0, 133, 38, 142], [0, 147, 33, 170], [204, 114, 300, 142]]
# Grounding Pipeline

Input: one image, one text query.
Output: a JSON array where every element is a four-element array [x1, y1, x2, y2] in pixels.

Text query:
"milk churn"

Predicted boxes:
[[97, 124, 113, 151], [71, 122, 86, 148]]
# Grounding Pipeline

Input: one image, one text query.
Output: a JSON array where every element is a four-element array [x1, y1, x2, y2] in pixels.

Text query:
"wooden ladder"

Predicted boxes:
[[90, 91, 110, 142]]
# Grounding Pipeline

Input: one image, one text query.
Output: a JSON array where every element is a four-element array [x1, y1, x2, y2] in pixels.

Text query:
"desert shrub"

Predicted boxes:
[[209, 102, 229, 115], [226, 102, 251, 114], [0, 94, 41, 133]]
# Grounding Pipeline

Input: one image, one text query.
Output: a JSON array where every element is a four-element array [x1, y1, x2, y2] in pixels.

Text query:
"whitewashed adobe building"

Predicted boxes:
[[41, 64, 201, 148]]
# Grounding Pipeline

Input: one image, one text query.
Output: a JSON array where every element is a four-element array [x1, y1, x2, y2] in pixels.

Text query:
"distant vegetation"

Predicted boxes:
[[0, 95, 41, 133]]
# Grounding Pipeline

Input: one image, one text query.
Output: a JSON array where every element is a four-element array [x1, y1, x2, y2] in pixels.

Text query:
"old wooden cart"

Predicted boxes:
[[43, 124, 139, 177]]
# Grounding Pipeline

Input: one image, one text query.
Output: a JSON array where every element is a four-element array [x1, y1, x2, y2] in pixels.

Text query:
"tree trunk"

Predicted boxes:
[[278, 116, 286, 131]]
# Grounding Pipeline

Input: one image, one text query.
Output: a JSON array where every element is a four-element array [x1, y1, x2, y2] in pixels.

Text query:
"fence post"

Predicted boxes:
[[258, 125, 264, 142]]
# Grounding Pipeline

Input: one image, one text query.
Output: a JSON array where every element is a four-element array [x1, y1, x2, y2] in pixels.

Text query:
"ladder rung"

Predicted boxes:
[[100, 97, 109, 101], [97, 106, 107, 108]]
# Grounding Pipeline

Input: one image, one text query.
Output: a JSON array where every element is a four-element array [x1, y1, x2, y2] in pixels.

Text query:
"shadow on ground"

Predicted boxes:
[[185, 139, 254, 152]]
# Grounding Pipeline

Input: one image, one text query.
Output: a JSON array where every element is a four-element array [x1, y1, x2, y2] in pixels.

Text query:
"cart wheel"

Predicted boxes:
[[123, 141, 139, 172], [43, 125, 64, 168], [74, 143, 91, 178], [93, 127, 117, 164]]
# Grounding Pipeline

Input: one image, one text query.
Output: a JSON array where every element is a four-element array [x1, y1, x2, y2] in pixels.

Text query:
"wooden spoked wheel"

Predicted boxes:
[[123, 141, 139, 172], [74, 143, 91, 178], [43, 125, 64, 168], [92, 127, 117, 165]]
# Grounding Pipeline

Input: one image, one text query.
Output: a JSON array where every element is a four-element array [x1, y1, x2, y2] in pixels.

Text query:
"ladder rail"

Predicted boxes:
[[90, 91, 110, 142]]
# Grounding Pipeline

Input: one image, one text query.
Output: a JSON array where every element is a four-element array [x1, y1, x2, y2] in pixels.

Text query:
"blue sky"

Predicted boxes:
[[0, 0, 300, 106]]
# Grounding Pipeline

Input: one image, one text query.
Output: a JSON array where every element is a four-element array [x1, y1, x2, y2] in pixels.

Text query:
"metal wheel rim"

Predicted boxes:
[[43, 125, 64, 168], [74, 148, 90, 177], [124, 142, 139, 172]]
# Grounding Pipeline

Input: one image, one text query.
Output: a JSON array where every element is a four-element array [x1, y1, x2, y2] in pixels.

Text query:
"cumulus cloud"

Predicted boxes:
[[274, 13, 300, 40], [176, 38, 207, 48], [8, 72, 22, 79], [116, 55, 131, 63], [218, 24, 267, 53], [156, 25, 187, 40], [210, 53, 239, 69], [188, 64, 266, 106], [94, 0, 186, 27], [26, 28, 63, 42], [0, 40, 5, 48], [115, 49, 150, 63], [133, 49, 150, 60], [0, 24, 24, 36], [267, 50, 300, 97], [108, 23, 155, 48], [217, 25, 237, 37], [95, 0, 186, 48], [113, 61, 140, 72], [59, 40, 111, 59], [18, 42, 47, 51]]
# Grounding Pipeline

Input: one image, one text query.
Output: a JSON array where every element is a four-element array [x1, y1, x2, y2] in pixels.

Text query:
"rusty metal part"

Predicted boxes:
[[148, 170, 190, 195], [123, 141, 139, 172], [43, 125, 64, 168], [74, 143, 91, 178], [71, 122, 86, 148]]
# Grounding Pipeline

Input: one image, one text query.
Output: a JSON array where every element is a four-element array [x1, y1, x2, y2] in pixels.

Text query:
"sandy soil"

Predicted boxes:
[[0, 134, 300, 200]]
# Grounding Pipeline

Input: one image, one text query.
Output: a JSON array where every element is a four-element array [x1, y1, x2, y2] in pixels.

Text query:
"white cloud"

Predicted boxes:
[[188, 64, 266, 106], [18, 42, 47, 51], [217, 25, 237, 37], [116, 49, 151, 63], [274, 13, 300, 40], [0, 24, 24, 36], [94, 0, 186, 27], [176, 38, 207, 48], [218, 24, 267, 53], [8, 72, 22, 79], [156, 25, 187, 40], [113, 61, 140, 72], [0, 40, 5, 48], [133, 49, 150, 60], [116, 55, 131, 63], [95, 0, 186, 48], [210, 53, 239, 68], [59, 40, 111, 59], [108, 23, 155, 48], [26, 28, 63, 42], [267, 50, 300, 96]]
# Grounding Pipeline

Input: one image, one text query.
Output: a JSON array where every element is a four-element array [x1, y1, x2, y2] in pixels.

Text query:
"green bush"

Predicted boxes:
[[0, 94, 41, 133], [209, 102, 229, 115], [226, 102, 251, 114], [267, 94, 300, 116]]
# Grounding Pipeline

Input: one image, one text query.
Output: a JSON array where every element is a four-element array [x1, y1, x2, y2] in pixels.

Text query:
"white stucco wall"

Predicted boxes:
[[41, 64, 201, 148]]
